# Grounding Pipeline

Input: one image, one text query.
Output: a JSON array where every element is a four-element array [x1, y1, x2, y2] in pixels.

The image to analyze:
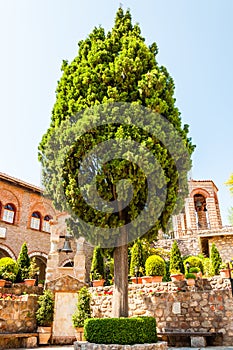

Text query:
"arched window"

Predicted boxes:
[[43, 215, 52, 233], [3, 204, 15, 224], [30, 212, 41, 230]]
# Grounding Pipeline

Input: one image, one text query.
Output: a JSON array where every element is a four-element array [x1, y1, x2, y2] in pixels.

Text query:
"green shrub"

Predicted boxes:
[[17, 242, 31, 282], [185, 273, 196, 279], [189, 267, 200, 273], [84, 317, 157, 344], [0, 257, 18, 282], [210, 243, 222, 275], [169, 241, 184, 274], [203, 257, 213, 276], [163, 260, 171, 282], [129, 239, 145, 277], [90, 246, 105, 280], [145, 255, 165, 276], [36, 290, 54, 326], [72, 287, 91, 328], [184, 256, 204, 274]]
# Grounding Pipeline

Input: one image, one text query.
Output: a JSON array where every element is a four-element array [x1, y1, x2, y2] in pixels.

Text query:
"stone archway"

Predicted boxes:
[[29, 252, 48, 282], [0, 244, 17, 260]]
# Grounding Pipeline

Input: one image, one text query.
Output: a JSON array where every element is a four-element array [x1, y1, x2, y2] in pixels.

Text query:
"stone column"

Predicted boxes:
[[73, 237, 87, 282], [45, 219, 60, 284]]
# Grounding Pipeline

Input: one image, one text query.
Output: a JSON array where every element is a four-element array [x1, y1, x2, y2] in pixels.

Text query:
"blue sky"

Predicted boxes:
[[0, 0, 233, 224]]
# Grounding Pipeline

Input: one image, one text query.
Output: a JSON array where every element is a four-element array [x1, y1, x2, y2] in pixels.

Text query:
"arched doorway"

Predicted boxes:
[[29, 252, 47, 283], [194, 193, 209, 229]]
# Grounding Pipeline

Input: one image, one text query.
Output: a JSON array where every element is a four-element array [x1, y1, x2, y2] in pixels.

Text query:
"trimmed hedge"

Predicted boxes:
[[145, 255, 165, 277], [84, 317, 157, 345], [184, 256, 204, 274]]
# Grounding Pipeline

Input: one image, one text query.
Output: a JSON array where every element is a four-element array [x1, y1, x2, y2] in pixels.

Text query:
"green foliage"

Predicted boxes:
[[163, 260, 171, 282], [17, 242, 31, 282], [184, 256, 204, 274], [210, 243, 222, 275], [185, 273, 196, 279], [39, 8, 194, 242], [84, 317, 157, 344], [36, 290, 54, 326], [38, 7, 194, 317], [169, 240, 184, 274], [28, 257, 39, 279], [129, 239, 145, 276], [90, 246, 105, 280], [203, 257, 213, 276], [189, 267, 200, 273], [145, 255, 166, 276], [72, 287, 91, 328], [0, 257, 18, 282]]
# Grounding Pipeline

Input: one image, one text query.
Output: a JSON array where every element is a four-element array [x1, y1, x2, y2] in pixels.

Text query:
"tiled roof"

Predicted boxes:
[[0, 172, 44, 193]]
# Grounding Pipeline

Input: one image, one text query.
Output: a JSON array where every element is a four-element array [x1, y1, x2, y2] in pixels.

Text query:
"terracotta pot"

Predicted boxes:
[[0, 279, 6, 287], [37, 326, 52, 344], [151, 276, 163, 283], [74, 327, 85, 341], [92, 279, 105, 287], [141, 276, 152, 284], [186, 278, 195, 286], [170, 274, 184, 282], [130, 276, 142, 284], [220, 269, 230, 278], [24, 278, 36, 286]]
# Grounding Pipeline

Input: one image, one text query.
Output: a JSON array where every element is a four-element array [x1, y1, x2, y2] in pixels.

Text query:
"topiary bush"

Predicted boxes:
[[185, 272, 196, 280], [0, 257, 19, 282], [72, 286, 91, 328], [84, 317, 157, 344], [184, 256, 204, 274], [129, 239, 145, 277], [169, 240, 184, 274], [210, 243, 222, 275], [145, 255, 166, 277], [90, 246, 105, 280]]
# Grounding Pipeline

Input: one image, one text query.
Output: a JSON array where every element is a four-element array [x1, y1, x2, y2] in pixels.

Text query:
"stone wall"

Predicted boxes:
[[154, 236, 201, 256], [209, 235, 233, 262], [0, 295, 38, 333], [90, 279, 233, 346]]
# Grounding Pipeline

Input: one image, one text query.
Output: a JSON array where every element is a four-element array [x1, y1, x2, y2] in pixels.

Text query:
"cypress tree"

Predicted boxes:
[[129, 239, 145, 277], [17, 242, 31, 282], [90, 246, 105, 280], [169, 240, 184, 274], [210, 243, 222, 275], [38, 8, 194, 317]]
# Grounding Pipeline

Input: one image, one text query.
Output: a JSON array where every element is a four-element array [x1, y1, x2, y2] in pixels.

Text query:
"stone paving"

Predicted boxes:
[[10, 346, 233, 350]]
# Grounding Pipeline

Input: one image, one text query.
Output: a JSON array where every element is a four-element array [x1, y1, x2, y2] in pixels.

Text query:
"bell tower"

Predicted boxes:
[[172, 179, 222, 235]]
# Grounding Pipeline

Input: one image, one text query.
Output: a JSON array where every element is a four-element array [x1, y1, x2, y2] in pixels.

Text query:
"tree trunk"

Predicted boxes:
[[112, 241, 128, 317], [111, 184, 129, 318]]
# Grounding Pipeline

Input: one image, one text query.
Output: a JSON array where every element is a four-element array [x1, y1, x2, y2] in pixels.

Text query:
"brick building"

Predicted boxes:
[[0, 172, 60, 281], [157, 179, 233, 261]]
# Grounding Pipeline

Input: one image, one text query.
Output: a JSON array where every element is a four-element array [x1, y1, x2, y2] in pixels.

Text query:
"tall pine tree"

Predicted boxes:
[[39, 8, 194, 317]]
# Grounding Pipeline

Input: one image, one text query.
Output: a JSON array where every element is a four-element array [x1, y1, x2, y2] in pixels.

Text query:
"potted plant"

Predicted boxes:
[[0, 257, 18, 287], [189, 266, 201, 278], [169, 241, 184, 281], [72, 286, 91, 341], [0, 267, 6, 287], [38, 279, 45, 288], [219, 262, 230, 278], [36, 289, 54, 344], [24, 257, 39, 286], [90, 246, 105, 287], [129, 239, 145, 284], [185, 272, 196, 286], [142, 255, 166, 283]]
